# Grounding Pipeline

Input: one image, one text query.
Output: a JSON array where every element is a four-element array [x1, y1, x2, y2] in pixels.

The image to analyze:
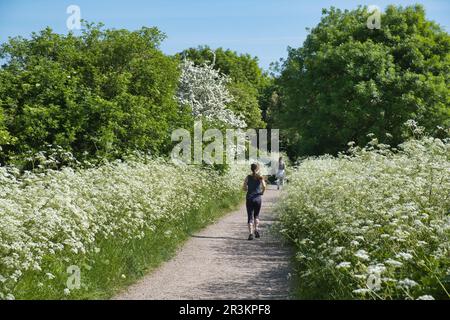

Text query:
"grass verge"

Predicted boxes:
[[12, 191, 244, 300]]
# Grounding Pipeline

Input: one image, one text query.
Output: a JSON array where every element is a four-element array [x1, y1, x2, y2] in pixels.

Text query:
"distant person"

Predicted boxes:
[[276, 157, 286, 190], [243, 163, 266, 240]]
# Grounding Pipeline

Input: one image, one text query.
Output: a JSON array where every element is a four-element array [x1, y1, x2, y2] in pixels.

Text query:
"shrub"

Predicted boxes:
[[277, 136, 450, 299], [0, 157, 247, 299], [0, 23, 187, 165]]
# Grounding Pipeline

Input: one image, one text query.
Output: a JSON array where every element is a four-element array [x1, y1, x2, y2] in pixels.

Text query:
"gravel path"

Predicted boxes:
[[114, 185, 293, 300]]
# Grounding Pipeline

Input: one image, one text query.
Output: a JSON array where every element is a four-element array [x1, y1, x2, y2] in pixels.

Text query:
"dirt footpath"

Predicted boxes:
[[114, 185, 293, 300]]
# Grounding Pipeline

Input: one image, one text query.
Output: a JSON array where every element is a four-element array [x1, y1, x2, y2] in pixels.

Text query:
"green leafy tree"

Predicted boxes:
[[0, 23, 187, 165], [0, 109, 11, 146], [277, 5, 450, 156]]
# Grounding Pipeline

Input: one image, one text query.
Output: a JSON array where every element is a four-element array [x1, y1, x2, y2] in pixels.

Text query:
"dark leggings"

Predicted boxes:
[[246, 197, 262, 224]]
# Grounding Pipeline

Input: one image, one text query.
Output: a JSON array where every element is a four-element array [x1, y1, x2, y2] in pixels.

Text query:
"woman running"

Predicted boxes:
[[243, 163, 266, 240]]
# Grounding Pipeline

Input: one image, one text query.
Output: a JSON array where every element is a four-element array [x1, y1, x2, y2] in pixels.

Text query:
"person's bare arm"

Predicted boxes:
[[261, 177, 267, 194], [242, 176, 248, 191]]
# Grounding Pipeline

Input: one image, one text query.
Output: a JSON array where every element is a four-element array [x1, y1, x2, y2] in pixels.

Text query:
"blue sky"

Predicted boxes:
[[0, 0, 449, 70]]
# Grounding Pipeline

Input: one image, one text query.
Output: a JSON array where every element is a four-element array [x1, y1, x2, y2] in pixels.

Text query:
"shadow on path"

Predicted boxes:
[[114, 186, 294, 300]]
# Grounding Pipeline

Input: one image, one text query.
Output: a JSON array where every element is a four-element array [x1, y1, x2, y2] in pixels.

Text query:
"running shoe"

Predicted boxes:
[[248, 234, 254, 240], [255, 230, 260, 238]]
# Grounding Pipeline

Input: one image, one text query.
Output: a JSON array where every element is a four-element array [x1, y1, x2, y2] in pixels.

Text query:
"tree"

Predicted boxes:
[[178, 46, 268, 128], [0, 109, 11, 146], [277, 5, 450, 157], [177, 59, 245, 128], [0, 23, 187, 165]]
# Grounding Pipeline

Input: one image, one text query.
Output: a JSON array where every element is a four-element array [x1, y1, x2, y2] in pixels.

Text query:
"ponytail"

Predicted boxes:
[[250, 163, 263, 181]]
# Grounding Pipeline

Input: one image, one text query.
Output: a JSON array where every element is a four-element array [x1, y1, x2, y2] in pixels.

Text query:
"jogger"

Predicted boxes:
[[243, 163, 266, 240]]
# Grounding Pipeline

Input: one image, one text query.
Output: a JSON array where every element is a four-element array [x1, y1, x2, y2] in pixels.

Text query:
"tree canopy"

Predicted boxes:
[[177, 59, 246, 128], [178, 46, 269, 128], [274, 5, 450, 157], [2, 5, 448, 163], [0, 23, 187, 165]]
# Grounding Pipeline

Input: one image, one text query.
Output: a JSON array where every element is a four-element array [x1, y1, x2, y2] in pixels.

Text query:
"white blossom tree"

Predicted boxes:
[[177, 59, 246, 128]]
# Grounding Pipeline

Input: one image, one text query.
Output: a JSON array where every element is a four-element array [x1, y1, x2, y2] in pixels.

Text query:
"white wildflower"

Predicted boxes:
[[397, 278, 419, 289], [332, 247, 344, 255], [354, 250, 370, 261], [336, 262, 352, 269], [396, 252, 413, 261], [385, 259, 403, 267], [6, 294, 15, 300], [350, 240, 360, 247], [416, 295, 434, 300], [353, 288, 370, 294], [46, 273, 56, 280], [367, 264, 386, 274]]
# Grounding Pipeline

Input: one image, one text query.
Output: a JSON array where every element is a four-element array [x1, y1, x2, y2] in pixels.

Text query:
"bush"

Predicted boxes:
[[0, 23, 188, 165], [277, 136, 450, 299], [0, 157, 246, 299]]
